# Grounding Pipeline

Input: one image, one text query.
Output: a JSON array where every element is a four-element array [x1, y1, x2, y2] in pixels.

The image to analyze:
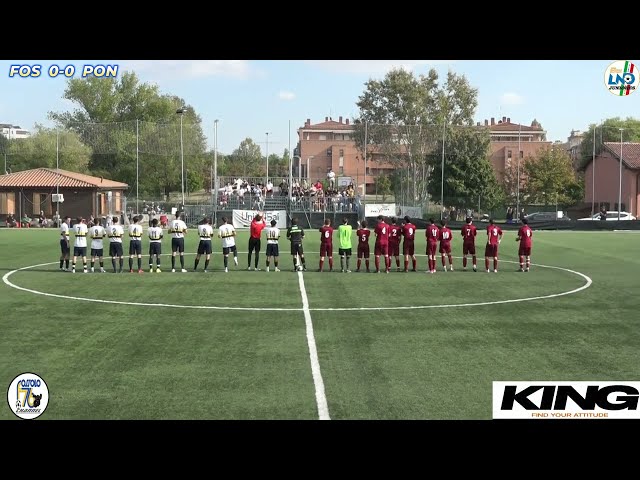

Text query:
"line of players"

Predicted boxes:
[[319, 214, 533, 274], [57, 212, 534, 274]]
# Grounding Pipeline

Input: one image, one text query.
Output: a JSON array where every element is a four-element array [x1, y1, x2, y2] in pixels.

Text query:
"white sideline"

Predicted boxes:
[[297, 271, 330, 420]]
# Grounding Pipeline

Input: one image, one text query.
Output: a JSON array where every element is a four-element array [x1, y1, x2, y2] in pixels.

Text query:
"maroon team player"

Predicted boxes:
[[388, 218, 402, 272], [516, 217, 533, 272], [485, 219, 503, 273], [438, 219, 454, 272], [374, 215, 390, 273], [401, 215, 417, 272], [318, 218, 334, 272], [426, 218, 440, 273], [461, 217, 478, 272], [356, 220, 371, 272]]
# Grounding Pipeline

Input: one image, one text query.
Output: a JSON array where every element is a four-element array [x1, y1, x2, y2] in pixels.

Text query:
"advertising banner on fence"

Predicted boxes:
[[397, 205, 423, 218], [232, 210, 287, 229], [364, 203, 396, 217]]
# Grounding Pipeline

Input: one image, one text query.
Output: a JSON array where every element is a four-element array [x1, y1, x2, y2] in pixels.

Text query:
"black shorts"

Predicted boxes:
[[73, 247, 87, 257], [109, 243, 123, 257], [129, 240, 142, 255], [266, 244, 279, 257], [222, 245, 237, 256], [197, 240, 212, 255], [60, 239, 70, 255], [339, 248, 352, 257], [291, 243, 304, 256], [149, 243, 162, 256], [91, 248, 104, 257], [171, 238, 185, 253], [248, 237, 261, 253]]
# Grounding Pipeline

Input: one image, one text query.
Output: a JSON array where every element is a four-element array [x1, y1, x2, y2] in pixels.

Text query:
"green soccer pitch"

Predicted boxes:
[[0, 228, 638, 420]]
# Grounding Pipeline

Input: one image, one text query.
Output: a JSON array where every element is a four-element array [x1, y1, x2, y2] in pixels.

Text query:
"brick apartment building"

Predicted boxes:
[[297, 115, 553, 194], [296, 117, 396, 194], [478, 116, 552, 182], [583, 142, 640, 216]]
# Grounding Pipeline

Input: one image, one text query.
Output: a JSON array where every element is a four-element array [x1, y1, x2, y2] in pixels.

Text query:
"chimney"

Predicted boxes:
[[325, 116, 329, 122], [346, 118, 350, 125], [305, 118, 310, 127], [507, 117, 510, 123], [485, 119, 488, 126], [502, 116, 506, 123], [339, 116, 343, 124], [476, 122, 481, 126], [491, 117, 495, 125]]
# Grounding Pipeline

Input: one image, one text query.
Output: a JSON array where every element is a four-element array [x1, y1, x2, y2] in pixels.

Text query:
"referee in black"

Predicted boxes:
[[286, 217, 306, 271]]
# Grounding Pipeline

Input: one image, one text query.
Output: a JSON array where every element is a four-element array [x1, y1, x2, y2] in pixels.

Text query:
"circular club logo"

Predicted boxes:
[[604, 60, 638, 96], [7, 372, 49, 419]]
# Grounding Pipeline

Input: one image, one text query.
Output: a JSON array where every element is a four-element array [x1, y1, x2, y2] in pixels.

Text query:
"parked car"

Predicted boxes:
[[577, 211, 637, 221], [524, 211, 571, 222]]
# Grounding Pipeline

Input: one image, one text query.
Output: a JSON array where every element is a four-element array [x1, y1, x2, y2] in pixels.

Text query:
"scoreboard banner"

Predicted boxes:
[[232, 210, 287, 229]]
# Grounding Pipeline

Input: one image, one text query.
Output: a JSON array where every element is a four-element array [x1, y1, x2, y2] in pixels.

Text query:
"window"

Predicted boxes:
[[339, 149, 344, 157], [507, 150, 512, 159], [319, 134, 327, 141], [343, 134, 351, 141], [339, 167, 344, 174], [305, 133, 310, 141], [0, 192, 16, 215]]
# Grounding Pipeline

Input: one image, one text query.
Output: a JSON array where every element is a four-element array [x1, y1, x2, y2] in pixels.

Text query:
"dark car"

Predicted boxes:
[[524, 212, 571, 222]]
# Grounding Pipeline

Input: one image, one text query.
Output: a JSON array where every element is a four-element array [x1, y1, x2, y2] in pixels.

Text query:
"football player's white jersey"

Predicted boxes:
[[148, 226, 163, 243], [218, 224, 236, 248], [129, 223, 143, 241], [90, 225, 106, 250], [170, 219, 188, 238], [265, 226, 280, 244], [60, 222, 70, 240], [108, 225, 125, 243], [73, 223, 88, 248], [198, 224, 214, 240]]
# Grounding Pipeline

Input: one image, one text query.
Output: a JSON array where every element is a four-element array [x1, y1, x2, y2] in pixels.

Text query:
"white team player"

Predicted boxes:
[[194, 217, 214, 272], [59, 215, 71, 271], [170, 214, 188, 273], [264, 219, 280, 272], [71, 217, 89, 273], [128, 215, 144, 274], [217, 216, 238, 273], [90, 218, 106, 273], [107, 216, 125, 273], [148, 218, 164, 273]]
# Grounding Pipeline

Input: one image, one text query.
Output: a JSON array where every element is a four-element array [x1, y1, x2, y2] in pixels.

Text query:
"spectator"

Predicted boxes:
[[327, 169, 336, 189], [506, 207, 513, 224], [599, 206, 607, 221], [6, 213, 17, 228], [519, 208, 526, 223]]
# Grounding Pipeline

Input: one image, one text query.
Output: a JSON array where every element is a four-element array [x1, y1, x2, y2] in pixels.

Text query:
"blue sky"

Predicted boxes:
[[1, 60, 638, 155]]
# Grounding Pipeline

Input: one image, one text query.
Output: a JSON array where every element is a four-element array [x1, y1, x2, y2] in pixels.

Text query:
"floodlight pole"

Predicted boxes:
[[619, 128, 624, 221]]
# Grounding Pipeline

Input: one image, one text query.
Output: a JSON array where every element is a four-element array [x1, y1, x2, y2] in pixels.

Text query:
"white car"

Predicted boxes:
[[577, 211, 637, 221]]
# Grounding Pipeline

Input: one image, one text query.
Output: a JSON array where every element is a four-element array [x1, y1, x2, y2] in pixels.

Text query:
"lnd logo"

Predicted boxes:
[[604, 60, 638, 96]]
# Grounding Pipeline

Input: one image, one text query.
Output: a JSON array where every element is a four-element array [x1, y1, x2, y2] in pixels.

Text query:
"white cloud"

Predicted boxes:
[[278, 90, 296, 101], [305, 60, 454, 75], [117, 60, 255, 80], [500, 92, 525, 106]]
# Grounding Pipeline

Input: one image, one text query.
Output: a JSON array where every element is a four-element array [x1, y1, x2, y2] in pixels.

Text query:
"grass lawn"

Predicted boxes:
[[1, 227, 638, 419]]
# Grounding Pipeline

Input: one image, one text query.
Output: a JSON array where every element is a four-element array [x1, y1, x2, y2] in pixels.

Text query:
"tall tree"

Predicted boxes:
[[48, 71, 207, 197], [353, 67, 478, 205], [5, 125, 91, 173], [229, 138, 263, 177], [428, 127, 504, 211], [524, 145, 582, 206], [579, 117, 640, 170]]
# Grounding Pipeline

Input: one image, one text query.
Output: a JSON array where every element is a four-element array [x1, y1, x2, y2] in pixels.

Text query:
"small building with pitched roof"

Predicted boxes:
[[0, 168, 128, 220]]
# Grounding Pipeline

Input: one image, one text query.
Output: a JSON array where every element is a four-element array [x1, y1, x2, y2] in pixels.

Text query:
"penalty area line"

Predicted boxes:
[[297, 271, 330, 420]]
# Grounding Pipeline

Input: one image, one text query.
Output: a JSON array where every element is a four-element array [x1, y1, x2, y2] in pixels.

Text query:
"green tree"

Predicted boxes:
[[579, 117, 640, 170], [428, 127, 503, 211], [48, 71, 207, 196], [353, 68, 479, 205], [524, 145, 582, 206], [375, 173, 392, 201], [6, 125, 91, 173], [229, 138, 263, 177]]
